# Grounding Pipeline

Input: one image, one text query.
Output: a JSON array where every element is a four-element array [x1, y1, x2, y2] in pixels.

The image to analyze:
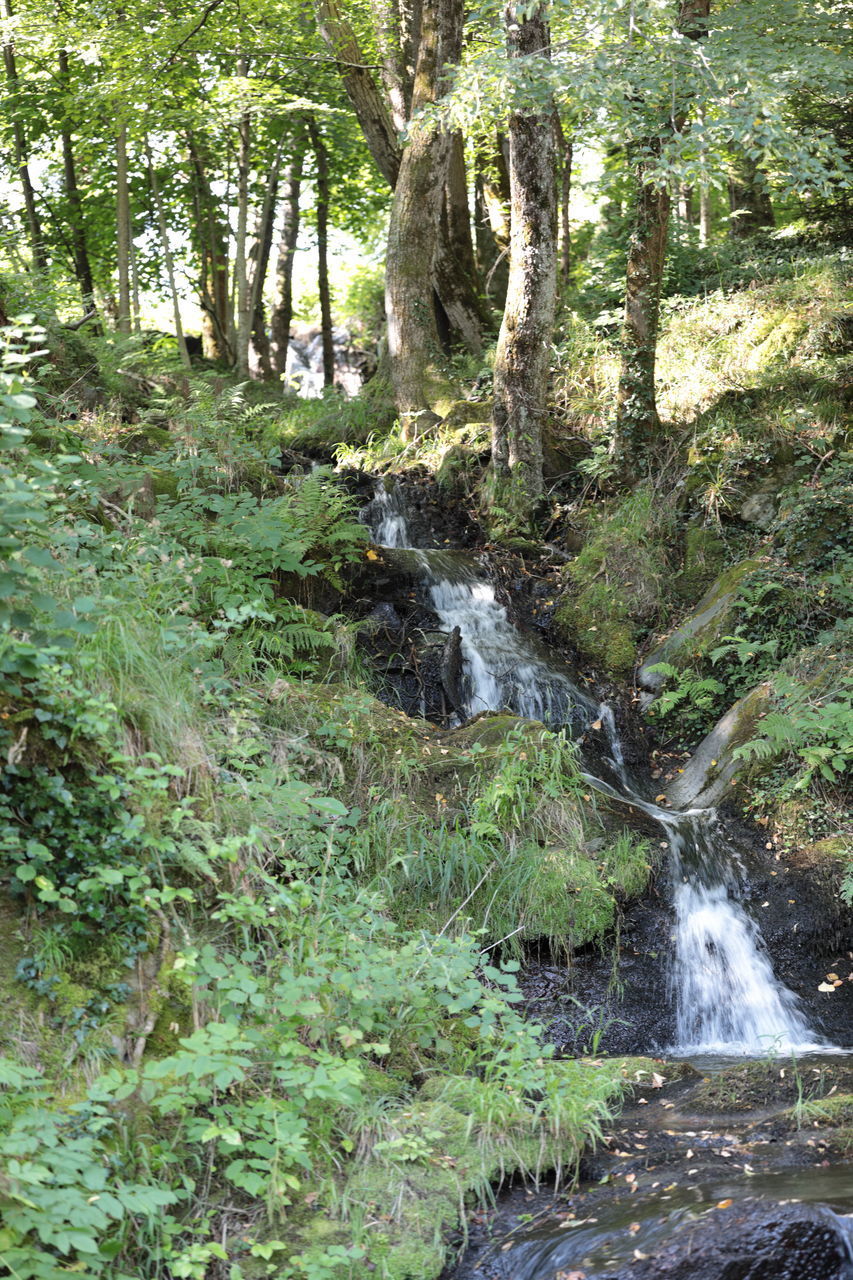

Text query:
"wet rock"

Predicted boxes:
[[441, 626, 466, 719], [613, 1201, 853, 1280], [664, 682, 773, 809]]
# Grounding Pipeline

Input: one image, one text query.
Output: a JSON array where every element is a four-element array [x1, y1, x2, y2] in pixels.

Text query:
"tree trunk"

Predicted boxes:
[[234, 62, 252, 377], [614, 155, 670, 456], [556, 117, 573, 281], [4, 0, 46, 271], [489, 1, 556, 527], [728, 154, 774, 237], [613, 0, 710, 467], [435, 132, 488, 350], [248, 140, 284, 380], [678, 183, 695, 224], [58, 50, 96, 310], [130, 236, 141, 332], [316, 0, 484, 354], [146, 139, 191, 370], [309, 119, 335, 388], [384, 0, 453, 433], [315, 0, 402, 187], [368, 0, 410, 134], [474, 144, 510, 307], [699, 183, 712, 245], [270, 146, 305, 379], [187, 134, 232, 361], [116, 121, 132, 334]]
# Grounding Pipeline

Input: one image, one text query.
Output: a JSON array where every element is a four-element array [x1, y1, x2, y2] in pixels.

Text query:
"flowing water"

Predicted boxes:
[[362, 481, 850, 1276], [364, 480, 823, 1057]]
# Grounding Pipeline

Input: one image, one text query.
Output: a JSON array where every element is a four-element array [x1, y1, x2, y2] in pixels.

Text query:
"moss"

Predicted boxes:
[[639, 558, 762, 685], [554, 593, 638, 674], [788, 1093, 853, 1128], [674, 526, 728, 605], [552, 489, 676, 677], [440, 400, 491, 431]]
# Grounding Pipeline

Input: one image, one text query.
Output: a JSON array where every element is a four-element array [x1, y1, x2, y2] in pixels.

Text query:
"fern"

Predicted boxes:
[[734, 673, 853, 791]]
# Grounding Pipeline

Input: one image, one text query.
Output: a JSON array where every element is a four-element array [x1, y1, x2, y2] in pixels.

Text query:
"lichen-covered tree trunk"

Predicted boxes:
[[614, 154, 670, 457], [317, 0, 484, 358], [384, 0, 453, 434], [489, 2, 556, 526], [315, 0, 402, 188], [270, 145, 304, 379], [309, 120, 336, 388]]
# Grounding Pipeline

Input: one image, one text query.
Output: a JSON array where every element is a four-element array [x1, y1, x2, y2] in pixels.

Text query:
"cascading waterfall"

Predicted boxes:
[[364, 481, 824, 1055]]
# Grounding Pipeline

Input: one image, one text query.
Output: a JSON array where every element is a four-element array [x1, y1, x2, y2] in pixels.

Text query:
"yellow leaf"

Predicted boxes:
[[366, 549, 380, 561], [717, 1198, 733, 1209]]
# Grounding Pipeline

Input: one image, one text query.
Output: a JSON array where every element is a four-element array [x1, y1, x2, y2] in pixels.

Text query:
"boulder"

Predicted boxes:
[[638, 560, 761, 692], [614, 1201, 853, 1280], [664, 682, 772, 809]]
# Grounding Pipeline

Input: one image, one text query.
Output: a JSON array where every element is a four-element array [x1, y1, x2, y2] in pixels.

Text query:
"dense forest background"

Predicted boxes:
[[0, 0, 851, 1276]]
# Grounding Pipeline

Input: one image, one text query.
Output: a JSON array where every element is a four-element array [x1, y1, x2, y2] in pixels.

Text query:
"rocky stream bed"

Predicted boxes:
[[346, 472, 853, 1278]]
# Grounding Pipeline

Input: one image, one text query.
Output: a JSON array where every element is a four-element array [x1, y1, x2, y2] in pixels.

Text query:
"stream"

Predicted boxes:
[[362, 480, 853, 1277]]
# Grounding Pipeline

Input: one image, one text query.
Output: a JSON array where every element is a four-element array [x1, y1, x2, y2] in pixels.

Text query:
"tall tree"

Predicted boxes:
[[316, 0, 487, 359], [384, 0, 456, 432], [308, 118, 335, 388], [3, 0, 46, 270], [488, 0, 556, 525], [115, 119, 132, 333], [57, 49, 96, 310], [145, 138, 191, 370], [270, 143, 305, 379], [728, 152, 774, 236], [613, 0, 710, 468]]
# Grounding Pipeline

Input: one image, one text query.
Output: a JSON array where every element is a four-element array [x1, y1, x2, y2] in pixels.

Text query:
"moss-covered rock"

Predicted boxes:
[[673, 526, 728, 605], [552, 490, 676, 677], [664, 680, 773, 809], [638, 558, 762, 692]]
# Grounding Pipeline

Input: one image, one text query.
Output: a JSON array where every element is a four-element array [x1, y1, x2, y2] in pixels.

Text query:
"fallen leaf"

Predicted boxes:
[[629, 1222, 641, 1234], [365, 549, 380, 561], [591, 719, 602, 730], [717, 1198, 733, 1209], [818, 981, 836, 993]]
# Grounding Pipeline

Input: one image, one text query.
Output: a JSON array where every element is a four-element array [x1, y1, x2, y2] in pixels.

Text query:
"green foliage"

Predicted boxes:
[[734, 669, 853, 793], [645, 661, 727, 732]]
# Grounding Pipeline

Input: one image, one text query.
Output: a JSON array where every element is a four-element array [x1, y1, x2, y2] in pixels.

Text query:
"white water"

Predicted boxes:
[[665, 811, 820, 1054], [365, 483, 825, 1056], [366, 483, 411, 549], [426, 568, 594, 727]]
